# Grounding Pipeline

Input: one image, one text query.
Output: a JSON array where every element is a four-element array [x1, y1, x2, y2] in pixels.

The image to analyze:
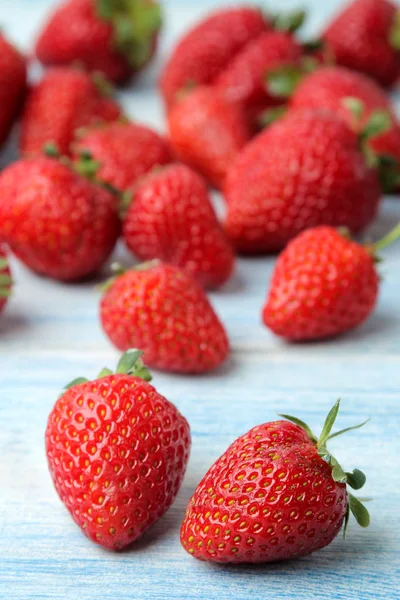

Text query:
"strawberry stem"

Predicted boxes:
[[371, 222, 400, 253]]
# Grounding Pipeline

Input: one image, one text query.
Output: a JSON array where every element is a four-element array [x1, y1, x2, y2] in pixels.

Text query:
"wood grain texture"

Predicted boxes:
[[1, 1, 400, 599]]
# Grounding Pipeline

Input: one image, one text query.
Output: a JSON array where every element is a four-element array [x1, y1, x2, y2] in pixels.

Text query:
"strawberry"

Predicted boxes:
[[20, 68, 122, 157], [324, 0, 400, 87], [168, 87, 251, 189], [35, 0, 162, 84], [0, 156, 120, 282], [160, 6, 269, 109], [262, 226, 389, 341], [100, 263, 230, 374], [122, 164, 235, 289], [46, 349, 191, 550], [0, 249, 12, 314], [0, 33, 27, 147], [290, 66, 394, 124], [224, 110, 382, 253], [72, 121, 172, 192], [214, 31, 303, 129], [289, 66, 400, 191], [181, 399, 370, 563]]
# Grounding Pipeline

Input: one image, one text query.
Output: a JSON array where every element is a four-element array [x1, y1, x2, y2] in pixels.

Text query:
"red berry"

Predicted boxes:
[[0, 33, 26, 147], [263, 226, 379, 341], [73, 121, 172, 192], [160, 7, 268, 108], [215, 31, 303, 128], [0, 156, 120, 282], [181, 400, 370, 563], [289, 66, 400, 191], [45, 350, 191, 551], [100, 263, 230, 374], [35, 0, 162, 84], [290, 66, 394, 125], [324, 0, 400, 87], [168, 87, 251, 189], [0, 248, 12, 314], [123, 164, 235, 289], [224, 110, 381, 253], [20, 68, 121, 157]]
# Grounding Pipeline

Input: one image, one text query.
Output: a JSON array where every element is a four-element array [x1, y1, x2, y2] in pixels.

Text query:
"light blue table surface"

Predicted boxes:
[[1, 1, 400, 599]]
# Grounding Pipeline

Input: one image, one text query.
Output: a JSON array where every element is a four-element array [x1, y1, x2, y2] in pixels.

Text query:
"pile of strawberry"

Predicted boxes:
[[1, 0, 400, 564]]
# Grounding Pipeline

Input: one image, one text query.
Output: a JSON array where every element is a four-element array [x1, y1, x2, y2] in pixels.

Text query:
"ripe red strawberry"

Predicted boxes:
[[224, 110, 382, 253], [168, 87, 251, 189], [0, 249, 12, 314], [324, 0, 400, 87], [214, 31, 303, 128], [160, 6, 269, 108], [72, 121, 172, 192], [0, 33, 27, 147], [262, 226, 385, 341], [20, 68, 122, 157], [100, 263, 230, 374], [181, 400, 370, 563], [122, 164, 235, 289], [0, 156, 120, 282], [46, 349, 191, 551], [290, 66, 394, 124], [35, 0, 162, 84], [288, 66, 400, 191]]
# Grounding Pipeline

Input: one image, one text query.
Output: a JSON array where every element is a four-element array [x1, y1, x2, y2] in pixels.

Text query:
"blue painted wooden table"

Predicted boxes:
[[1, 1, 400, 598]]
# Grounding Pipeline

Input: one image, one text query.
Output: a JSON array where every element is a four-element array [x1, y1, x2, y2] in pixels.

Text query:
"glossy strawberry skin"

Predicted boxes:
[[35, 0, 152, 84], [160, 7, 268, 108], [100, 264, 230, 374], [224, 110, 381, 253], [123, 165, 235, 289], [20, 68, 121, 157], [181, 420, 347, 563], [0, 34, 27, 147], [0, 157, 120, 282], [215, 31, 303, 128], [263, 226, 379, 341], [46, 374, 191, 550], [324, 0, 400, 87], [73, 121, 172, 192], [168, 87, 251, 189]]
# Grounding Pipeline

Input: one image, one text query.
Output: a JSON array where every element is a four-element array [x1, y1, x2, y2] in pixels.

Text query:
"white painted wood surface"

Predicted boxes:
[[1, 1, 399, 599]]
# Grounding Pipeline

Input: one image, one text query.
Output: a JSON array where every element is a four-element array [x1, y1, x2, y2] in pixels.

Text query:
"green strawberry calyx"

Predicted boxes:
[[279, 399, 370, 536], [0, 256, 12, 299], [62, 349, 152, 394], [342, 97, 398, 191], [271, 9, 306, 33], [388, 11, 400, 50], [266, 64, 305, 99], [96, 0, 162, 70], [44, 144, 121, 196], [265, 52, 318, 100]]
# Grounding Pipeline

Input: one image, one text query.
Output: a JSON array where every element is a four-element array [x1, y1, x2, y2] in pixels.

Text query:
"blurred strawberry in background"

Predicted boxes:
[[20, 68, 122, 157], [324, 0, 400, 87], [0, 33, 26, 149], [35, 0, 162, 84]]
